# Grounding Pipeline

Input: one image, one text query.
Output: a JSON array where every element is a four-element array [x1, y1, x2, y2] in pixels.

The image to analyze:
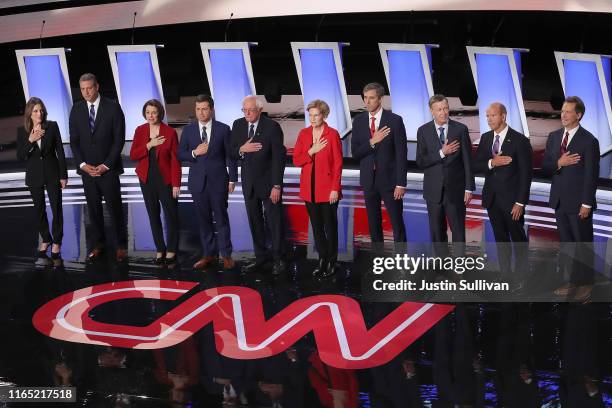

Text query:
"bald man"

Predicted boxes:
[[474, 103, 532, 284]]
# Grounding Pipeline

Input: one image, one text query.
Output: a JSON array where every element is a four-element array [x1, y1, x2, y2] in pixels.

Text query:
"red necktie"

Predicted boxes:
[[370, 116, 376, 138], [560, 131, 569, 154]]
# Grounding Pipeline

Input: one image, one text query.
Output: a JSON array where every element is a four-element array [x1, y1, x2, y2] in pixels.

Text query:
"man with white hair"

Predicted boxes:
[[230, 96, 286, 275]]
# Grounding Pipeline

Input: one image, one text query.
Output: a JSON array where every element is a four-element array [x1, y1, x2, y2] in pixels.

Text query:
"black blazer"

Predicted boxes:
[[16, 121, 68, 187], [230, 115, 286, 199], [350, 109, 408, 191], [541, 126, 600, 212], [473, 126, 533, 211], [69, 96, 126, 176], [416, 119, 475, 204]]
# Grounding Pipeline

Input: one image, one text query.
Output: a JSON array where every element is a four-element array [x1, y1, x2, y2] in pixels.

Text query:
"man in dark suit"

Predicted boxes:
[[473, 102, 532, 283], [230, 96, 286, 275], [416, 94, 475, 243], [178, 94, 238, 270], [541, 96, 599, 300], [351, 82, 408, 243], [69, 73, 127, 262]]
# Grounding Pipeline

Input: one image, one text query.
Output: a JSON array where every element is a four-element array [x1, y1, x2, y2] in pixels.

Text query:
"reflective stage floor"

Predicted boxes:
[[0, 169, 610, 407]]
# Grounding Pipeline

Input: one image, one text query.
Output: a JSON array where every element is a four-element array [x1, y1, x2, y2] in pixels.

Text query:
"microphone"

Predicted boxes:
[[131, 12, 137, 45], [39, 20, 46, 49], [224, 13, 234, 42]]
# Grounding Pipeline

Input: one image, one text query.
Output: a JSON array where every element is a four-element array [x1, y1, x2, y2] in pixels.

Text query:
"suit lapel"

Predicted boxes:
[[567, 126, 580, 151], [253, 117, 264, 142], [500, 128, 513, 154], [92, 98, 104, 134]]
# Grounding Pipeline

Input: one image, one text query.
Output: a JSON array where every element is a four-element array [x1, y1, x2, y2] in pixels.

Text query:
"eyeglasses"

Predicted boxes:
[[241, 108, 260, 113]]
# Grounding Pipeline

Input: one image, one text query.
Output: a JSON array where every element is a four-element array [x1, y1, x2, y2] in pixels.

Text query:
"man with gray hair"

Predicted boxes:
[[351, 82, 408, 243], [69, 73, 127, 263], [416, 94, 475, 244], [230, 95, 287, 275]]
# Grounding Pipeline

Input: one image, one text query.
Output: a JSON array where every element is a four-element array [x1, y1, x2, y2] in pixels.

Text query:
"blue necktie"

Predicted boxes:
[[248, 124, 255, 139], [438, 127, 445, 145], [89, 104, 95, 133], [201, 126, 208, 143]]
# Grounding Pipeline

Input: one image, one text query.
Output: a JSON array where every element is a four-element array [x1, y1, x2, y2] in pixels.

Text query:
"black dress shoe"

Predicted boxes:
[[242, 260, 266, 274], [312, 258, 328, 277], [320, 260, 337, 278], [86, 248, 103, 263], [272, 259, 286, 276]]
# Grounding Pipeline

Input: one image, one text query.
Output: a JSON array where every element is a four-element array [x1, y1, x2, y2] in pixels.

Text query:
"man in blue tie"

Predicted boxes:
[[177, 94, 238, 270], [69, 73, 127, 263], [416, 94, 475, 243]]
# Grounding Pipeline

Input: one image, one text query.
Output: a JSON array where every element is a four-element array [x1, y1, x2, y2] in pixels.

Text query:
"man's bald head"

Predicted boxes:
[[486, 102, 507, 133]]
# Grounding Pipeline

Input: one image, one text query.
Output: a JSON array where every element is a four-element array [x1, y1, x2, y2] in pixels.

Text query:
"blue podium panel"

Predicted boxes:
[[201, 43, 257, 128], [555, 52, 612, 178], [291, 43, 351, 137], [379, 44, 436, 160], [108, 45, 165, 142], [15, 48, 73, 142], [467, 47, 530, 138]]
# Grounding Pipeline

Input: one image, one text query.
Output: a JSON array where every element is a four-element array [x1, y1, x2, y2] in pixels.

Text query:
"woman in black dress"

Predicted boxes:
[[16, 97, 68, 263]]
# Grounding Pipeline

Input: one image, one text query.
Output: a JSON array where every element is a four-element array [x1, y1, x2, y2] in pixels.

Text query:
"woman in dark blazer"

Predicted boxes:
[[16, 97, 68, 263], [293, 99, 343, 277], [130, 99, 181, 265]]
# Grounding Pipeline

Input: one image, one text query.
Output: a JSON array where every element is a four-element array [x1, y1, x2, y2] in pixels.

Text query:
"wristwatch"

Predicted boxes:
[[273, 185, 281, 190], [370, 142, 376, 149]]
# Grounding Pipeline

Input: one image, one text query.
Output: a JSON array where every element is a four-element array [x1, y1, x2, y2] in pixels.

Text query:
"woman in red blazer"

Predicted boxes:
[[130, 99, 181, 265], [293, 99, 343, 277]]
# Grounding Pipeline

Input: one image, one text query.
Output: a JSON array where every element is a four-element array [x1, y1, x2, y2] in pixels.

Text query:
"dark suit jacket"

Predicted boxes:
[[177, 120, 238, 193], [16, 121, 68, 187], [541, 126, 600, 212], [130, 122, 181, 187], [69, 96, 126, 176], [473, 126, 533, 211], [350, 109, 408, 191], [230, 115, 286, 199], [416, 119, 475, 204]]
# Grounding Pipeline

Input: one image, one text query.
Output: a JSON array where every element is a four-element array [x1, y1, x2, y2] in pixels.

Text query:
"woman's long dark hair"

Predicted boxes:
[[23, 97, 48, 134]]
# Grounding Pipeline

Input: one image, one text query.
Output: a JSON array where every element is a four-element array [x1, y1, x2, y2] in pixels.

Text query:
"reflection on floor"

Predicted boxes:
[[0, 192, 610, 407]]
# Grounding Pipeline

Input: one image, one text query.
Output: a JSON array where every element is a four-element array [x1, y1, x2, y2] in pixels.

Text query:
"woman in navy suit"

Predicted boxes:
[[129, 99, 181, 265], [293, 100, 343, 277], [16, 97, 68, 263]]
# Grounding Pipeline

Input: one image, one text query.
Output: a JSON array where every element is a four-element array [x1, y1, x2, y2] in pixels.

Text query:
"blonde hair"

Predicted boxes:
[[306, 99, 330, 118]]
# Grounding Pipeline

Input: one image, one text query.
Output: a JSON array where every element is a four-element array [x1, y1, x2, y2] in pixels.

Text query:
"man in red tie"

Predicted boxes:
[[541, 96, 600, 300], [350, 82, 408, 243]]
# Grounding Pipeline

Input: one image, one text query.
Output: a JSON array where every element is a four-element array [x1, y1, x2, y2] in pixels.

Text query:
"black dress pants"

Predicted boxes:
[[140, 180, 179, 253], [29, 181, 63, 244], [306, 201, 338, 262], [82, 173, 127, 250]]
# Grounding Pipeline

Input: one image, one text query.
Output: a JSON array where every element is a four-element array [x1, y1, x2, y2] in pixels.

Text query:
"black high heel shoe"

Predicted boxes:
[[35, 243, 51, 266], [153, 253, 166, 266]]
